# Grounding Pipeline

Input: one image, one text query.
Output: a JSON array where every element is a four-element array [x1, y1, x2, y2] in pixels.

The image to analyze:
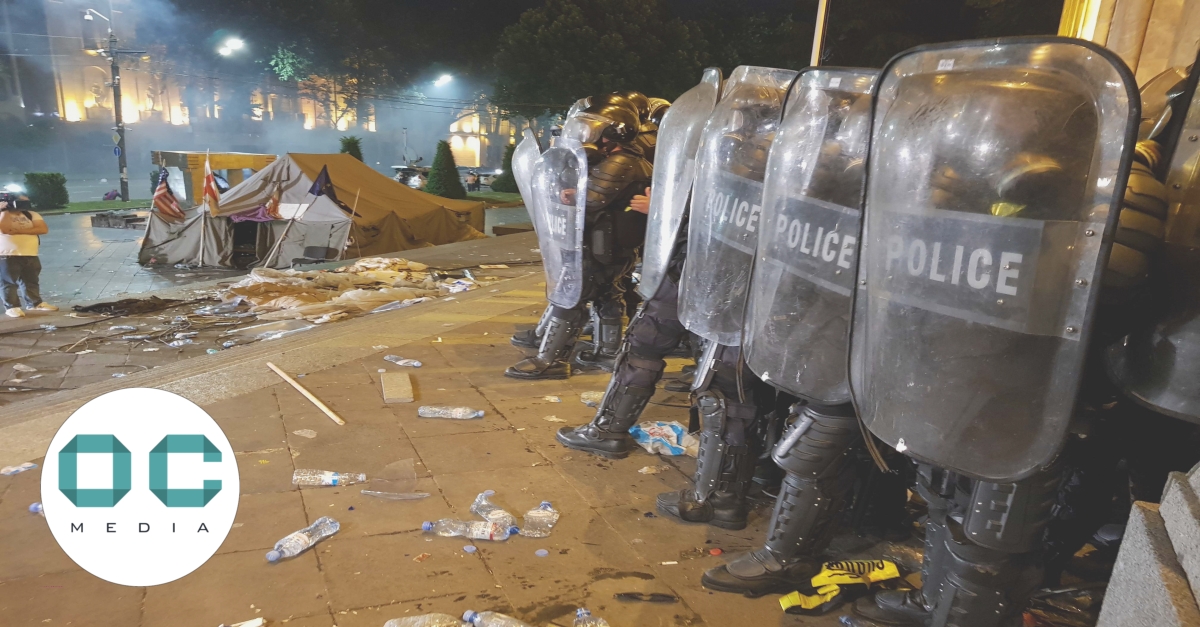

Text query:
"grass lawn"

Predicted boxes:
[[39, 199, 151, 214], [467, 191, 523, 206]]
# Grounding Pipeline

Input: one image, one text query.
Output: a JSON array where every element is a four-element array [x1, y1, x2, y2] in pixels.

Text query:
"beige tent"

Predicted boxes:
[[139, 153, 486, 269]]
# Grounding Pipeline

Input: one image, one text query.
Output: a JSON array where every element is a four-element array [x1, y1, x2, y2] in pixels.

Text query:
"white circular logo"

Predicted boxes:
[[40, 388, 240, 586]]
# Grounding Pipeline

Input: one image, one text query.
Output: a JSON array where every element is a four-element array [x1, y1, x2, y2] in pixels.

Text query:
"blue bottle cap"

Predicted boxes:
[[540, 501, 552, 509], [483, 489, 496, 496], [535, 549, 549, 557], [463, 610, 479, 623], [266, 550, 282, 562], [421, 521, 433, 531], [464, 545, 477, 554], [577, 608, 591, 617], [29, 502, 41, 513], [509, 526, 520, 536]]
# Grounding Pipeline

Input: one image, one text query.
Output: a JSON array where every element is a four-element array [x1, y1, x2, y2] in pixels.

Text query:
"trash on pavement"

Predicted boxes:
[[580, 391, 604, 407], [122, 334, 152, 340], [268, 361, 346, 425], [109, 325, 138, 331], [614, 592, 678, 604], [462, 610, 532, 627], [362, 490, 430, 500], [424, 519, 518, 541], [780, 560, 901, 616], [225, 319, 315, 341], [29, 502, 44, 517], [520, 502, 559, 538], [166, 339, 194, 347], [463, 545, 477, 554], [418, 406, 484, 420], [381, 372, 414, 403], [292, 429, 318, 439], [542, 415, 566, 423], [574, 608, 610, 627], [39, 324, 57, 331], [174, 331, 199, 339], [218, 619, 265, 627], [383, 355, 423, 367], [266, 516, 339, 562], [638, 465, 671, 474], [471, 490, 518, 528], [479, 264, 509, 269], [535, 549, 549, 557], [292, 469, 367, 486], [629, 421, 699, 457], [1, 462, 37, 475], [143, 347, 160, 352], [206, 348, 220, 354], [11, 364, 36, 373], [542, 395, 561, 402], [384, 613, 465, 627]]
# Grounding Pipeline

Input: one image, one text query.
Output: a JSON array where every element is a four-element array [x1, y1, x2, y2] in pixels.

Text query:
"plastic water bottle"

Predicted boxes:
[[383, 613, 466, 627], [384, 355, 423, 367], [422, 519, 518, 541], [461, 611, 532, 627], [418, 406, 484, 420], [267, 516, 339, 562], [520, 501, 559, 538], [573, 609, 609, 627], [292, 469, 367, 486], [470, 490, 517, 528]]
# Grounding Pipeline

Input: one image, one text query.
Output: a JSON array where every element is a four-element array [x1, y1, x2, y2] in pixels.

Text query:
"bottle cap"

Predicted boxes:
[[483, 489, 495, 496], [463, 610, 478, 623], [540, 501, 552, 509], [577, 608, 591, 617], [266, 550, 281, 562], [421, 521, 433, 531], [29, 502, 41, 513], [509, 526, 520, 535]]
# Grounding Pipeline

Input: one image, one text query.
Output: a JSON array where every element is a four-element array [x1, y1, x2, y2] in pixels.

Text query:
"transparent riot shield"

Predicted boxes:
[[512, 129, 543, 236], [1108, 56, 1200, 425], [743, 68, 877, 405], [848, 39, 1139, 482], [638, 67, 723, 301], [678, 65, 799, 345], [529, 138, 588, 309]]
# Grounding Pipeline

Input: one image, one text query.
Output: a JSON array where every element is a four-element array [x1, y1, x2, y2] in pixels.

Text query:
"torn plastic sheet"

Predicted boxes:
[[629, 421, 699, 457], [370, 297, 432, 314], [223, 320, 315, 341], [361, 458, 429, 499]]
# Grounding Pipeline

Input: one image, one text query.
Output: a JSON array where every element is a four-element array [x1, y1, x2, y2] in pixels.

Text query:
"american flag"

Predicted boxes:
[[152, 167, 185, 221], [202, 153, 221, 214]]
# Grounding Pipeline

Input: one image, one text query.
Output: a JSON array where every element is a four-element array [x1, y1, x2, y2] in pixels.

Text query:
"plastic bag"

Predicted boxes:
[[628, 421, 699, 457]]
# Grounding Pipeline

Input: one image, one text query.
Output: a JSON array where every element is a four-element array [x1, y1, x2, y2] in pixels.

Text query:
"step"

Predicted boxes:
[[1162, 468, 1200, 603], [1097, 501, 1200, 627]]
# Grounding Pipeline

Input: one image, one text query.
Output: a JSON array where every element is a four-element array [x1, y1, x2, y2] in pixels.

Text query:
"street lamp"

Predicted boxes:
[[83, 8, 143, 202], [434, 74, 453, 87], [218, 38, 244, 57]]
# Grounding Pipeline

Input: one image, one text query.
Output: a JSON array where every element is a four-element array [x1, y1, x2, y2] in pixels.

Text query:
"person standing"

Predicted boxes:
[[0, 195, 55, 318]]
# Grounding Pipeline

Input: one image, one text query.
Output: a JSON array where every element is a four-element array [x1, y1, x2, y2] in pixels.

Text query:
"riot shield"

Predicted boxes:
[[512, 129, 543, 236], [743, 68, 877, 404], [678, 65, 799, 345], [1108, 58, 1200, 425], [848, 38, 1139, 482], [529, 138, 588, 309], [638, 67, 723, 301]]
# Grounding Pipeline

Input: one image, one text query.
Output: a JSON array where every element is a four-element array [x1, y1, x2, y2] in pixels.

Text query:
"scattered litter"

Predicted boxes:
[[472, 490, 518, 528], [614, 592, 678, 604], [443, 297, 457, 302], [11, 364, 36, 373], [29, 502, 44, 517], [521, 502, 559, 538], [221, 340, 238, 348], [630, 421, 700, 457], [267, 517, 339, 562], [111, 373, 127, 378], [292, 429, 318, 439], [432, 337, 443, 343], [39, 324, 57, 332], [143, 347, 161, 352], [463, 611, 530, 626], [166, 339, 194, 347], [74, 349, 95, 355], [580, 391, 604, 407], [206, 348, 220, 354], [122, 335, 151, 340], [644, 512, 656, 518], [413, 552, 432, 562], [464, 545, 477, 554], [348, 506, 355, 511], [383, 355, 423, 367], [419, 405, 484, 420], [268, 362, 346, 425], [218, 618, 265, 627], [542, 395, 562, 403], [709, 548, 723, 556], [542, 415, 567, 423], [258, 460, 269, 465], [381, 372, 414, 403], [372, 345, 389, 350], [384, 614, 464, 627], [293, 470, 367, 486], [1, 462, 37, 475], [660, 561, 678, 565], [423, 519, 518, 541], [109, 325, 138, 331], [225, 320, 315, 342], [362, 490, 431, 500], [535, 549, 549, 557], [378, 368, 386, 373], [638, 465, 671, 475], [479, 264, 510, 269], [174, 331, 199, 339], [781, 560, 901, 616]]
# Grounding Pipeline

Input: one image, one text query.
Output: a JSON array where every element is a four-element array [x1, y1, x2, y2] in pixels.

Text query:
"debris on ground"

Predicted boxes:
[[463, 545, 477, 554], [629, 421, 699, 457], [29, 502, 43, 517], [75, 296, 185, 316], [266, 516, 339, 562], [638, 465, 671, 475], [268, 362, 346, 425], [292, 429, 318, 439], [462, 610, 532, 626], [542, 415, 567, 423], [542, 395, 561, 403], [381, 372, 414, 403], [782, 560, 901, 616], [580, 391, 604, 407], [535, 549, 549, 557], [413, 552, 432, 562], [418, 406, 484, 420], [0, 462, 37, 475], [472, 490, 518, 528], [614, 592, 678, 604], [1023, 584, 1106, 627], [520, 502, 559, 538], [383, 355, 422, 367], [293, 470, 367, 486], [218, 618, 265, 627], [361, 490, 431, 500], [11, 364, 36, 373], [38, 324, 56, 332]]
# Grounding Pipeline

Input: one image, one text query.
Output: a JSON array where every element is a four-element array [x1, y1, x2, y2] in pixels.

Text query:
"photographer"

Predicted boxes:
[[0, 194, 55, 318]]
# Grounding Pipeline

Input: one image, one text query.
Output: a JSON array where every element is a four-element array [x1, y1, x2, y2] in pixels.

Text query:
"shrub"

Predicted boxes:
[[339, 135, 364, 161], [24, 172, 69, 209], [425, 140, 466, 199], [489, 143, 519, 193]]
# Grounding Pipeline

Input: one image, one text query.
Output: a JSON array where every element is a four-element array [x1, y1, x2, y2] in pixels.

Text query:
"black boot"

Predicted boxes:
[[511, 305, 552, 349], [505, 313, 580, 380], [664, 371, 695, 392], [556, 383, 655, 459], [702, 404, 861, 597], [574, 317, 622, 372]]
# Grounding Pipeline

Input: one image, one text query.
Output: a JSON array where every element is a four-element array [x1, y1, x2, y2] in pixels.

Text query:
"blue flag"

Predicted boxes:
[[307, 165, 340, 202]]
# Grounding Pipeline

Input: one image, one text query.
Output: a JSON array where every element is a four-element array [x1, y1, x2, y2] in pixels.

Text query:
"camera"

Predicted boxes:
[[0, 192, 31, 210]]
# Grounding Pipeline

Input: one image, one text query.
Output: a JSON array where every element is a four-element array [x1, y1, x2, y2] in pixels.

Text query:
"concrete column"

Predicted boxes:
[[1107, 0, 1157, 76], [1140, 0, 1188, 84]]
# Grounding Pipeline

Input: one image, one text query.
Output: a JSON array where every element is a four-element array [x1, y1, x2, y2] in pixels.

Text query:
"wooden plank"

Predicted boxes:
[[266, 362, 346, 425], [381, 372, 414, 404]]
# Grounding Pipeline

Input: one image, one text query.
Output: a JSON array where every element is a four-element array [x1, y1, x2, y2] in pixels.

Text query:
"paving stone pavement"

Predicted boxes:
[[0, 273, 878, 626]]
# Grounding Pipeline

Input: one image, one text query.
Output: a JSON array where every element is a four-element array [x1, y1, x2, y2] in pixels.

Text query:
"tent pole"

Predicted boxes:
[[352, 188, 362, 260], [263, 217, 296, 269], [199, 208, 207, 267]]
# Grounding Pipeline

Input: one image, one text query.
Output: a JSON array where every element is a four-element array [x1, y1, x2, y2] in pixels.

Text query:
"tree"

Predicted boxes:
[[340, 136, 364, 161], [426, 141, 467, 199], [490, 143, 519, 193], [492, 0, 706, 118]]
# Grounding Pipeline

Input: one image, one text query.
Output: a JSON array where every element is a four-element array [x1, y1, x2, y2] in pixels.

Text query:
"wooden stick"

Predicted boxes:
[[266, 361, 346, 425]]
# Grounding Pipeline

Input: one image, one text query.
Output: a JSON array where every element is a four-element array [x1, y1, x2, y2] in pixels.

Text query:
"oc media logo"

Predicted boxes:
[[40, 388, 240, 586]]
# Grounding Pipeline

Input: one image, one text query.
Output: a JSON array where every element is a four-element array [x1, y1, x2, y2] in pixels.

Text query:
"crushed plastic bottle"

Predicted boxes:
[[222, 340, 238, 348], [174, 331, 198, 339], [0, 462, 37, 475], [166, 339, 194, 347], [121, 334, 151, 340], [109, 325, 138, 332], [39, 324, 57, 332], [206, 348, 220, 354], [292, 469, 367, 486], [418, 406, 484, 420], [384, 355, 423, 367], [470, 490, 517, 528], [573, 609, 609, 627], [462, 611, 531, 627], [520, 501, 559, 538], [580, 391, 604, 407], [384, 614, 467, 627], [422, 519, 518, 541], [267, 516, 339, 562]]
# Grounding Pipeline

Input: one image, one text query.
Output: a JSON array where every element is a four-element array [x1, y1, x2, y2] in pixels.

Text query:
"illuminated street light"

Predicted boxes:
[[218, 46, 232, 56], [218, 38, 245, 56], [434, 74, 453, 87]]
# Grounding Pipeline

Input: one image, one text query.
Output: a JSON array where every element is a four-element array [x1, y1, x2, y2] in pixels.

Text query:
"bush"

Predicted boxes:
[[425, 140, 467, 199], [24, 172, 69, 209], [339, 135, 364, 161], [489, 143, 519, 193]]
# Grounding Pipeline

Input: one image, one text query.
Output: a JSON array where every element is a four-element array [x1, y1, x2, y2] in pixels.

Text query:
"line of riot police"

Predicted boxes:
[[510, 35, 1200, 627]]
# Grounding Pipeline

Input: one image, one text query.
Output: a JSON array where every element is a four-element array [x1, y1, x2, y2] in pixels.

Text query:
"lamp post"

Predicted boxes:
[[84, 9, 144, 202]]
